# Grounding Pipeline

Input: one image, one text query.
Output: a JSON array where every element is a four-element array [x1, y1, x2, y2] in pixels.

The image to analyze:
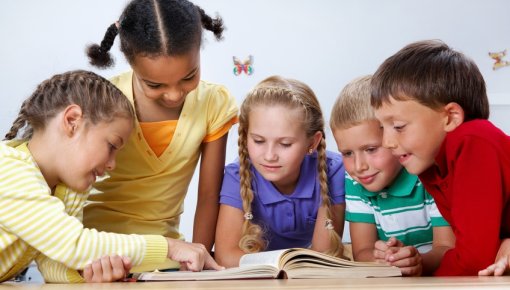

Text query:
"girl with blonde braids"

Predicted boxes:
[[215, 76, 346, 267]]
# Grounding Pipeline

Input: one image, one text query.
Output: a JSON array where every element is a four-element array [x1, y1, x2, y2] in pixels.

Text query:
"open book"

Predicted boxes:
[[134, 248, 401, 281]]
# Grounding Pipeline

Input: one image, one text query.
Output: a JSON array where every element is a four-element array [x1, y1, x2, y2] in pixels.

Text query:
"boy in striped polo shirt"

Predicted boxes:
[[330, 75, 454, 276]]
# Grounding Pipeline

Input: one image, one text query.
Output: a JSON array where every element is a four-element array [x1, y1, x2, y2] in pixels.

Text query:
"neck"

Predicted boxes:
[[27, 133, 59, 191]]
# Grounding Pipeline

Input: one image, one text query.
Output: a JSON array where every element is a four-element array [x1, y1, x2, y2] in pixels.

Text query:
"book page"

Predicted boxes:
[[239, 249, 290, 268]]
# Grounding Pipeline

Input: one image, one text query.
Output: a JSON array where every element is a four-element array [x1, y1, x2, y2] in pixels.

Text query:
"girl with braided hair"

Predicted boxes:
[[215, 76, 346, 267], [84, 0, 238, 271], [0, 70, 222, 283]]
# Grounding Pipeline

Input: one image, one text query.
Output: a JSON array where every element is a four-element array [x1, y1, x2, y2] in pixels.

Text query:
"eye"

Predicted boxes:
[[182, 73, 197, 81], [145, 82, 161, 89], [341, 151, 353, 157], [108, 143, 117, 153], [366, 147, 378, 154], [393, 124, 406, 132], [253, 139, 264, 144], [280, 143, 292, 148]]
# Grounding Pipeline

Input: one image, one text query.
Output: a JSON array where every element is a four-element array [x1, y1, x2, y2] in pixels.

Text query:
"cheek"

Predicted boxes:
[[342, 158, 356, 175]]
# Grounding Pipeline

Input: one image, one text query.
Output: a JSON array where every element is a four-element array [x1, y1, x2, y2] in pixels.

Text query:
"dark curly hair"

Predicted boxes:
[[86, 0, 224, 68]]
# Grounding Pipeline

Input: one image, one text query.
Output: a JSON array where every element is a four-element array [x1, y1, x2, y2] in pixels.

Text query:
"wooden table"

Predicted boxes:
[[2, 277, 510, 290]]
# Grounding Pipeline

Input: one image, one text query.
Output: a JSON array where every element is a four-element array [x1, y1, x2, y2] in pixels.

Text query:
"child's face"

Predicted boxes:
[[61, 117, 133, 192], [333, 120, 402, 192], [131, 50, 200, 112], [374, 97, 448, 175], [247, 105, 315, 194]]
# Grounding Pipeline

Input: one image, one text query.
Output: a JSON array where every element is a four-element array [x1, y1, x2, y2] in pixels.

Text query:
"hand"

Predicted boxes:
[[373, 237, 404, 263], [374, 237, 423, 276], [478, 256, 509, 276], [82, 255, 132, 283], [166, 238, 224, 272], [479, 239, 510, 276]]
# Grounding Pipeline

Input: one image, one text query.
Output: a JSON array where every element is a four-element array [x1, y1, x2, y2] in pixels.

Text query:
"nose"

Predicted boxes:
[[163, 86, 184, 102], [354, 155, 368, 172], [105, 155, 116, 171], [264, 144, 278, 161], [382, 130, 398, 150]]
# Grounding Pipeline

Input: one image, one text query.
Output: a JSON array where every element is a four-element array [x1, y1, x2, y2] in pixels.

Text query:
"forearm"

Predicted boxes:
[[215, 247, 245, 268], [421, 246, 451, 276], [353, 248, 376, 262], [36, 255, 84, 283], [192, 201, 218, 251]]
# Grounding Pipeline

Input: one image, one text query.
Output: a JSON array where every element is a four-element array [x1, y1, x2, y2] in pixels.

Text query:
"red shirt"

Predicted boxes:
[[419, 120, 510, 276]]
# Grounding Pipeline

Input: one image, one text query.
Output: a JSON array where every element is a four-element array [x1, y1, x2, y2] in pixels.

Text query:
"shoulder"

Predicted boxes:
[[194, 80, 235, 103], [448, 120, 508, 148], [324, 151, 344, 176], [0, 141, 34, 167], [224, 161, 241, 178]]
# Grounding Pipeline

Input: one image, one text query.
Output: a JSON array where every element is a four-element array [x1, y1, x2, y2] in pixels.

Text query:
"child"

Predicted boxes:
[[0, 70, 221, 283], [214, 76, 346, 267], [84, 0, 238, 270], [330, 75, 454, 276], [371, 39, 510, 276]]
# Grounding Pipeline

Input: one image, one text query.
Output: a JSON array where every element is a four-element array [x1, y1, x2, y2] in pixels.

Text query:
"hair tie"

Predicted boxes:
[[325, 218, 334, 230], [244, 212, 253, 220]]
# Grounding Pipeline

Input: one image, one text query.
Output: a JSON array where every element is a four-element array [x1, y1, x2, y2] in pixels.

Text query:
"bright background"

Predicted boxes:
[[1, 0, 509, 245]]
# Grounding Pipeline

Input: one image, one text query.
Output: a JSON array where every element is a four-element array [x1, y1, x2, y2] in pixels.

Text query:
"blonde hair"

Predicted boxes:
[[238, 75, 343, 257], [330, 75, 374, 130], [5, 70, 134, 141]]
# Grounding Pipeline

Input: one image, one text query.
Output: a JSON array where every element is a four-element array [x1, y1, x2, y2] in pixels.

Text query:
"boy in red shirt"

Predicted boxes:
[[370, 39, 510, 276]]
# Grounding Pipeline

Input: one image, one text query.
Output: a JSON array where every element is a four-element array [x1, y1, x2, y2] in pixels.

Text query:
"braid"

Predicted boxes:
[[195, 5, 224, 40], [86, 23, 119, 69], [5, 70, 134, 142], [4, 100, 30, 140], [317, 138, 343, 257], [238, 123, 266, 253]]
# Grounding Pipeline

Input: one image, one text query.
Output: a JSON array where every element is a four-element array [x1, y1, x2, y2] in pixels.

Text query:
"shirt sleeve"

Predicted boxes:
[[36, 255, 84, 283], [326, 152, 346, 204], [205, 84, 239, 137], [219, 163, 243, 210], [434, 137, 502, 276], [424, 191, 449, 227], [345, 173, 376, 224], [0, 155, 168, 271]]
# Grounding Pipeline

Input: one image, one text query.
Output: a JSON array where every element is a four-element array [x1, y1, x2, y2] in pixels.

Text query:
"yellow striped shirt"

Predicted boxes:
[[0, 141, 168, 283]]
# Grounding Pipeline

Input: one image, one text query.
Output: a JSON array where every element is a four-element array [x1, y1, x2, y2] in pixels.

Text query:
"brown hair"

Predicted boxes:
[[238, 75, 343, 257], [5, 70, 134, 140], [330, 75, 373, 130], [371, 39, 489, 121]]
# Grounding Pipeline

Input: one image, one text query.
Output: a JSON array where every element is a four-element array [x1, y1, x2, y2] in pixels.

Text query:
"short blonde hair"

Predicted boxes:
[[330, 75, 374, 130]]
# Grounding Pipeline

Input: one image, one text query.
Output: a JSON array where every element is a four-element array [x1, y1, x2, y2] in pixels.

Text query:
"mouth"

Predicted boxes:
[[261, 164, 281, 172], [356, 173, 378, 184], [398, 153, 411, 164]]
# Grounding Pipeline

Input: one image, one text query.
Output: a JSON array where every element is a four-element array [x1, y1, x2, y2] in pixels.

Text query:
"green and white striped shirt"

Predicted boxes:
[[346, 169, 448, 252]]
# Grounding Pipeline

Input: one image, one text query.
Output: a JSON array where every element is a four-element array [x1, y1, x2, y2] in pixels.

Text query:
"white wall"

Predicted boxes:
[[1, 0, 509, 243]]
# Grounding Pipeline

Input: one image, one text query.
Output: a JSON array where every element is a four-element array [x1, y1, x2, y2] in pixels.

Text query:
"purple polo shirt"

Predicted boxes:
[[219, 151, 345, 250]]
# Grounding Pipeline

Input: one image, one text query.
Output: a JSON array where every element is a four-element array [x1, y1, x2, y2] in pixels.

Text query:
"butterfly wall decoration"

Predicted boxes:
[[233, 55, 254, 76], [488, 49, 510, 70]]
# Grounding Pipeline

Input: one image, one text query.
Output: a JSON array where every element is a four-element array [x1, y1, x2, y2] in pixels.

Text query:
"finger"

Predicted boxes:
[[386, 237, 398, 246], [83, 265, 93, 282], [204, 254, 224, 270], [493, 259, 509, 276], [121, 256, 133, 272], [110, 255, 126, 281], [100, 256, 113, 282], [374, 240, 389, 251], [387, 246, 417, 262], [478, 264, 496, 276], [91, 259, 103, 283]]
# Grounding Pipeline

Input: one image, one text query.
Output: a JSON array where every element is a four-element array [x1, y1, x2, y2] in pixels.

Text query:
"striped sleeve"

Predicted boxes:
[[36, 255, 84, 283], [424, 191, 449, 227], [345, 173, 376, 224], [0, 148, 168, 272]]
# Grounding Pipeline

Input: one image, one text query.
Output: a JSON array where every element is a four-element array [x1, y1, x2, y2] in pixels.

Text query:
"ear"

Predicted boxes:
[[309, 131, 323, 153], [443, 102, 464, 132], [61, 104, 83, 137]]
